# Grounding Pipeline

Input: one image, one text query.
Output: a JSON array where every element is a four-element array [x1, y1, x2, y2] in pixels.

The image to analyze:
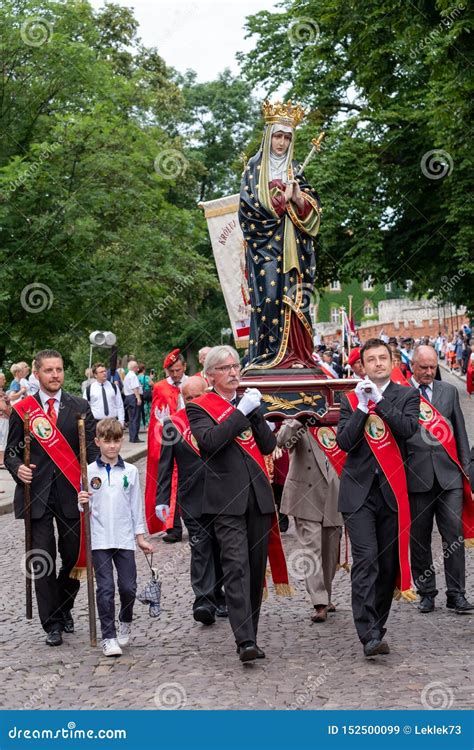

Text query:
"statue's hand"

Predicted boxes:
[[284, 182, 294, 201]]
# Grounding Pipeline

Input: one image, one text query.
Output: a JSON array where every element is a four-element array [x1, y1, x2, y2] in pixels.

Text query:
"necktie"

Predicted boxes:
[[419, 384, 430, 401], [101, 383, 109, 415], [46, 398, 57, 424]]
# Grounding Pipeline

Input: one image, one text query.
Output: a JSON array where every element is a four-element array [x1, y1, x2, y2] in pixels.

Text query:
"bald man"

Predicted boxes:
[[406, 345, 472, 614], [155, 376, 226, 624]]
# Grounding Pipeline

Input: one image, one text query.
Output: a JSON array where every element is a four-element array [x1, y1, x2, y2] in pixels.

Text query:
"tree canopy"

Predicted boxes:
[[2, 0, 472, 384], [238, 0, 473, 312]]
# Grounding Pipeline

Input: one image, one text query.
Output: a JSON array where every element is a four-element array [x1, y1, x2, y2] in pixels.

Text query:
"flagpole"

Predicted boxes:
[[348, 295, 353, 358], [340, 306, 346, 366]]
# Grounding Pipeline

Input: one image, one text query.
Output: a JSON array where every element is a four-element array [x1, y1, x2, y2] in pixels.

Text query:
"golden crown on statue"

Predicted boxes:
[[262, 100, 306, 128]]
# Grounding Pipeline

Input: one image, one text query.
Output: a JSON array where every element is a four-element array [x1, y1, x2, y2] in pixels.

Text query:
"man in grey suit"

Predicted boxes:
[[406, 345, 473, 614], [277, 418, 342, 623]]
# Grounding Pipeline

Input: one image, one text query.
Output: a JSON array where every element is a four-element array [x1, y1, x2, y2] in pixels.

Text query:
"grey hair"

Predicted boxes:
[[203, 345, 240, 377]]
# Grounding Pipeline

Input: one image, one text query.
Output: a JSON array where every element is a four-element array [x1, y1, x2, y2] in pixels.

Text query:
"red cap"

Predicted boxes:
[[163, 348, 181, 369], [347, 347, 361, 367]]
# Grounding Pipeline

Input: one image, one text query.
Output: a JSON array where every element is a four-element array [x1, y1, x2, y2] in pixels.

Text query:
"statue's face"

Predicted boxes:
[[271, 130, 292, 156]]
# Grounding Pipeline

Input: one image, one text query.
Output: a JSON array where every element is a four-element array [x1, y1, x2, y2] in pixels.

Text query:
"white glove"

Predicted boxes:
[[355, 381, 370, 410], [360, 378, 383, 403], [237, 388, 262, 416], [155, 504, 170, 523]]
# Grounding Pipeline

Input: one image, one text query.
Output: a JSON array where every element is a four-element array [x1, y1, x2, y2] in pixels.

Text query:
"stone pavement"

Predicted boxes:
[[0, 373, 472, 711]]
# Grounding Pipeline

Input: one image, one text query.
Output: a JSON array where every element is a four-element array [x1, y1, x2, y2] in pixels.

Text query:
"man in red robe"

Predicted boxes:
[[144, 349, 188, 542]]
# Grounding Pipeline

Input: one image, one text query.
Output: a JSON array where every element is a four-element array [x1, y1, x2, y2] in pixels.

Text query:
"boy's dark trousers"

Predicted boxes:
[[92, 549, 137, 639]]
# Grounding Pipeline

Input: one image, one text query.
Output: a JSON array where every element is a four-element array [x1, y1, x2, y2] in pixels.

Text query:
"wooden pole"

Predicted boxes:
[[23, 413, 33, 620], [77, 415, 97, 647]]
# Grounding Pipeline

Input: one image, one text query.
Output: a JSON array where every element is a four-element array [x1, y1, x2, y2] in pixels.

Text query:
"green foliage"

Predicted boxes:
[[239, 0, 474, 312], [0, 0, 257, 373]]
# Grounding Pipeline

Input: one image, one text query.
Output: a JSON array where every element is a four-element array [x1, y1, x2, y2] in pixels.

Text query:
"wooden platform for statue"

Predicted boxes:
[[238, 368, 356, 425]]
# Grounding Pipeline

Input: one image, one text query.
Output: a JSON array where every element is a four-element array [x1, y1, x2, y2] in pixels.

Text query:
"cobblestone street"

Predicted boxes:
[[0, 369, 472, 711]]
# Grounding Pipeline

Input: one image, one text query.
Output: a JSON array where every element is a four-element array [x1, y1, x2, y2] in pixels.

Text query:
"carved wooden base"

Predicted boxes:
[[238, 368, 357, 425]]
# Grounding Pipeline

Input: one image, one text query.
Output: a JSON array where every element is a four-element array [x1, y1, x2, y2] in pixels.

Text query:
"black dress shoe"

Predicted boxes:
[[131, 439, 143, 443], [45, 628, 63, 647], [278, 513, 289, 533], [255, 645, 266, 659], [193, 606, 215, 626], [363, 639, 386, 657], [418, 595, 435, 613], [162, 534, 182, 544], [238, 642, 258, 662], [62, 612, 74, 633], [215, 604, 228, 618], [446, 594, 474, 613]]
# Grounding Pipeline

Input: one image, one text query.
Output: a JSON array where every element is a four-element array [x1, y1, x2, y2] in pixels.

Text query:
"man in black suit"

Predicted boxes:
[[5, 349, 96, 646], [406, 344, 473, 614], [186, 345, 276, 663], [336, 338, 420, 657], [155, 376, 227, 625]]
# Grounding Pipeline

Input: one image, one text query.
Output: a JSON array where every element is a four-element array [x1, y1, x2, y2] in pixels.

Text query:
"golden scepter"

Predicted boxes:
[[296, 132, 325, 176]]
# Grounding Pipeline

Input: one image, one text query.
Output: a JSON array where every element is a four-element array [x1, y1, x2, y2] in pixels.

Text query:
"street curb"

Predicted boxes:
[[0, 444, 148, 517]]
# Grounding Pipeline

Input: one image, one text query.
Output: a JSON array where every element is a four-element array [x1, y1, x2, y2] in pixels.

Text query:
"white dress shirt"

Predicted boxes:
[[411, 377, 432, 402], [123, 371, 140, 396], [28, 373, 40, 395], [82, 457, 146, 550], [166, 374, 188, 411], [87, 379, 125, 423], [38, 388, 61, 418]]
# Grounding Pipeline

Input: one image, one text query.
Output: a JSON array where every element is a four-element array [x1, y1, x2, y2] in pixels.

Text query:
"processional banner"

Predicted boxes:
[[199, 193, 250, 349]]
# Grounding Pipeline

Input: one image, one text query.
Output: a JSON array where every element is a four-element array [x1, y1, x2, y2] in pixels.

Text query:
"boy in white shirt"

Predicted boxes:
[[78, 418, 153, 656]]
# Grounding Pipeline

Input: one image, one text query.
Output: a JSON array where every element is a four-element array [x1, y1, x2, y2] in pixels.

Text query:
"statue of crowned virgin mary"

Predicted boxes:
[[239, 101, 321, 370]]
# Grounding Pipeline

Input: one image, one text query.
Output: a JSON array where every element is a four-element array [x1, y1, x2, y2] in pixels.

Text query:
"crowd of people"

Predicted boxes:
[[1, 331, 473, 663]]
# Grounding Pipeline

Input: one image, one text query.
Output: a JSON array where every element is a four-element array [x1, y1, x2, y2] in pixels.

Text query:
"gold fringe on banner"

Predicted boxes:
[[464, 538, 474, 548], [274, 583, 294, 597], [69, 567, 88, 581], [393, 587, 417, 602]]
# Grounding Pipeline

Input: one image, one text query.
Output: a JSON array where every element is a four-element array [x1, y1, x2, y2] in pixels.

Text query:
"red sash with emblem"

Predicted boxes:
[[310, 425, 347, 476], [190, 393, 291, 595], [390, 368, 474, 547], [346, 391, 416, 600], [13, 396, 87, 578]]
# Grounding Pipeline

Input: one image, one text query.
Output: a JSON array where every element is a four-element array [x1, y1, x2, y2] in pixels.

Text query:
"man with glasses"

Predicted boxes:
[[186, 345, 276, 663]]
